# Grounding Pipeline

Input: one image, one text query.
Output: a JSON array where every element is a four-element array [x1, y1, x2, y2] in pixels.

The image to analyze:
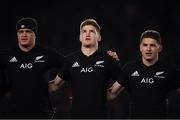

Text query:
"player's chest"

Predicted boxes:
[[6, 54, 47, 70], [128, 69, 167, 85], [70, 59, 107, 74]]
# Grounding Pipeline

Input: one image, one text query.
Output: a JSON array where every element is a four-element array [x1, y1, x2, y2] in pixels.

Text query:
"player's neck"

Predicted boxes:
[[18, 43, 35, 52], [81, 46, 98, 56], [142, 57, 158, 67]]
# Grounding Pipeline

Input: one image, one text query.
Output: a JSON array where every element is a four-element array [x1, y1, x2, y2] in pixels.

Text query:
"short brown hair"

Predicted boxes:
[[140, 30, 162, 45], [80, 19, 101, 34]]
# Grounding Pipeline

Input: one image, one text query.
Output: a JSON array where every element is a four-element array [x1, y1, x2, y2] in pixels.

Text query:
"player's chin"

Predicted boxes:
[[21, 43, 31, 47], [145, 57, 153, 61], [83, 44, 93, 48]]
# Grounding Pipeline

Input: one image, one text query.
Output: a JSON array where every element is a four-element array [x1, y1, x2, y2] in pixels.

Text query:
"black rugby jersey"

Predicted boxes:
[[118, 59, 179, 118], [58, 50, 119, 118], [0, 45, 64, 118]]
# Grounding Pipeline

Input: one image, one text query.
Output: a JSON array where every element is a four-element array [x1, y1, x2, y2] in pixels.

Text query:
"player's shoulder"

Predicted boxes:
[[0, 45, 16, 55], [124, 59, 140, 67], [96, 50, 114, 60], [35, 45, 52, 52], [36, 45, 64, 56], [65, 50, 82, 59], [0, 48, 12, 54], [122, 59, 141, 70], [158, 60, 178, 71]]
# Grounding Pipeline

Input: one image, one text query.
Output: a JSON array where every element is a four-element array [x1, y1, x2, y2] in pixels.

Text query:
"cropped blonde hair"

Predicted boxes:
[[80, 19, 101, 34]]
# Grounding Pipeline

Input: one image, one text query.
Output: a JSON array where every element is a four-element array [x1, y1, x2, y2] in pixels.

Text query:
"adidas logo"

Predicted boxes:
[[72, 62, 80, 67], [9, 56, 18, 62], [131, 70, 139, 76]]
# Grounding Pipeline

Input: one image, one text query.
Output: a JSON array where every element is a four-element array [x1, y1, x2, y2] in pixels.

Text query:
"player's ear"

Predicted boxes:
[[97, 34, 101, 42], [139, 43, 143, 52], [79, 34, 82, 42], [158, 45, 163, 52]]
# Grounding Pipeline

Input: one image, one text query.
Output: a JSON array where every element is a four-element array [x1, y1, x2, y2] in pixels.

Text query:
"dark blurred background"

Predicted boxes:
[[1, 0, 180, 118]]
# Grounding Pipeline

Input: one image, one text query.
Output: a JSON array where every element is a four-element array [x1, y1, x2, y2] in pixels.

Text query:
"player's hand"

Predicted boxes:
[[107, 50, 120, 61]]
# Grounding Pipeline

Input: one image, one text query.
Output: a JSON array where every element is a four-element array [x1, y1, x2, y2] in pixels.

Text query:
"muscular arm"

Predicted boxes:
[[49, 75, 65, 92], [107, 81, 124, 101]]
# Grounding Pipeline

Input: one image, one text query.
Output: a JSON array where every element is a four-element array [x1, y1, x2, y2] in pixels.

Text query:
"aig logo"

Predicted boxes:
[[80, 67, 93, 73], [20, 63, 33, 69], [141, 78, 154, 84]]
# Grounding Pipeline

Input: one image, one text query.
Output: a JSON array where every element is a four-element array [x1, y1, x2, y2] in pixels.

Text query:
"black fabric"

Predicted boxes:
[[117, 59, 180, 118], [0, 45, 64, 118], [167, 90, 180, 118], [58, 50, 120, 118]]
